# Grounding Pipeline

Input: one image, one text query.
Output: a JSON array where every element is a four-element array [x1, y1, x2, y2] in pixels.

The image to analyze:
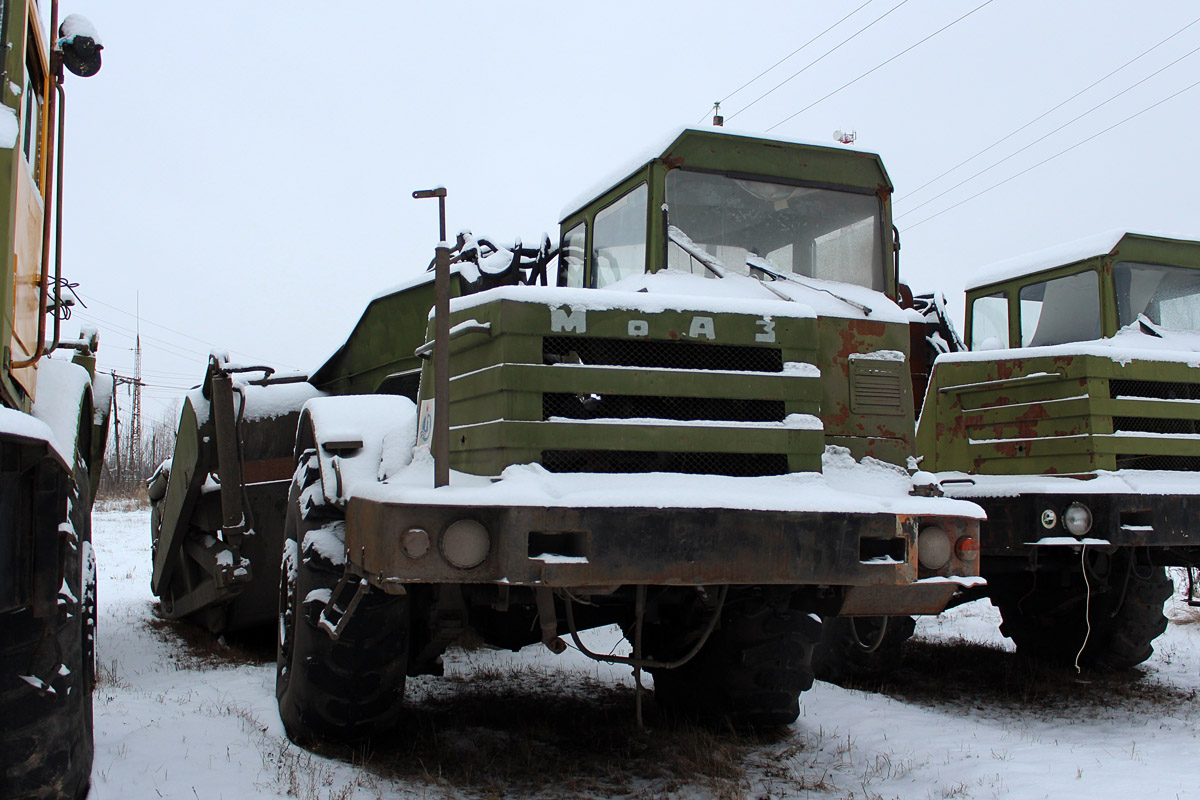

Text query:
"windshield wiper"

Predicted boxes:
[[666, 226, 794, 302], [746, 254, 872, 316], [667, 225, 729, 278]]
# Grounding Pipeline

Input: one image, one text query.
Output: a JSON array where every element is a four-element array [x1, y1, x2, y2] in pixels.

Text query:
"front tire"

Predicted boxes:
[[0, 459, 94, 800], [992, 552, 1171, 671], [648, 587, 820, 729], [276, 450, 411, 744], [812, 615, 915, 684]]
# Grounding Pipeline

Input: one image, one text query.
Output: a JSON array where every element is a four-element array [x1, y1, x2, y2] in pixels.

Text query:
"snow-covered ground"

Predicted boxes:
[[89, 507, 1200, 799]]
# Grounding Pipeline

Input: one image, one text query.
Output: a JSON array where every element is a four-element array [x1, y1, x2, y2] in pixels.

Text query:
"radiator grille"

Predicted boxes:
[[1113, 417, 1200, 436], [1109, 379, 1200, 401], [544, 337, 783, 373], [1115, 454, 1200, 471], [544, 393, 786, 423], [541, 450, 790, 476]]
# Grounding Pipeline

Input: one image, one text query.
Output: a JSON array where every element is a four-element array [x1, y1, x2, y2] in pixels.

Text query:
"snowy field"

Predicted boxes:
[[88, 508, 1200, 800]]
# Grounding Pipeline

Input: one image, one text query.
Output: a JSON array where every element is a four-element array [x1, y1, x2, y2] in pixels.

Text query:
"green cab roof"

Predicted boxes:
[[558, 127, 893, 223], [967, 230, 1200, 293]]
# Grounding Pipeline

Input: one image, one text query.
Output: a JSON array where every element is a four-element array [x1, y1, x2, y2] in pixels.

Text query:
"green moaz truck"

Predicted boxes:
[[917, 230, 1200, 670], [0, 3, 107, 800], [150, 128, 983, 741]]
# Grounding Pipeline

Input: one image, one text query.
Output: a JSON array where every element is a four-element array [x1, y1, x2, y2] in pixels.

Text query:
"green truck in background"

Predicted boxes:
[[150, 127, 984, 743], [0, 3, 106, 799], [916, 231, 1200, 669]]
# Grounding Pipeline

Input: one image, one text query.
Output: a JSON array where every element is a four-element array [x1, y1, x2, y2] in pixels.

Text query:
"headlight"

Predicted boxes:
[[918, 525, 952, 571], [440, 519, 491, 569], [400, 527, 430, 559], [1063, 503, 1093, 536], [1040, 509, 1058, 529]]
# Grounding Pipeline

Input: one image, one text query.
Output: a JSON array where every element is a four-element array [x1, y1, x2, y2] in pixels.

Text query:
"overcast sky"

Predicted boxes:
[[46, 0, 1200, 424]]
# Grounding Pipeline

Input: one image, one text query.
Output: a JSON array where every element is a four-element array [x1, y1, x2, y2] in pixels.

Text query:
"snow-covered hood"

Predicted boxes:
[[445, 269, 908, 325], [939, 319, 1200, 368]]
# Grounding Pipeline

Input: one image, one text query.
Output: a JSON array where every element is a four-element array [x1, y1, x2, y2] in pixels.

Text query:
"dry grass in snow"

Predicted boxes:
[[90, 510, 1200, 800]]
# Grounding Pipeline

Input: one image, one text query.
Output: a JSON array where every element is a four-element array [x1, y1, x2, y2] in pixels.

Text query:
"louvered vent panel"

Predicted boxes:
[[850, 360, 905, 415]]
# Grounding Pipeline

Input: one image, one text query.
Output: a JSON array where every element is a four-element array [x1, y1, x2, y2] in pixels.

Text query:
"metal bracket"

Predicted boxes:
[[414, 320, 492, 358], [534, 586, 567, 654], [318, 574, 370, 641]]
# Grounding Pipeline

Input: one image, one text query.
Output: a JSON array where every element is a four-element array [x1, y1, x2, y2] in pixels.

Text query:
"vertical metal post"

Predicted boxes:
[[209, 359, 246, 542], [413, 188, 451, 488]]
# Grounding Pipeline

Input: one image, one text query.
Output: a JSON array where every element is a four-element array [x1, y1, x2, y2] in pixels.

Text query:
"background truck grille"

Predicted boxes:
[[1110, 379, 1200, 401], [541, 450, 789, 476], [544, 337, 783, 372], [1113, 416, 1200, 435], [1115, 454, 1200, 471], [1109, 378, 1200, 470], [543, 393, 786, 423]]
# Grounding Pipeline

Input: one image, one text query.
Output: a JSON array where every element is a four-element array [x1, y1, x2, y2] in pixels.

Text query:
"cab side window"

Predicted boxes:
[[22, 36, 43, 182], [559, 222, 586, 288], [1019, 271, 1101, 346], [592, 183, 647, 288], [969, 292, 1008, 350]]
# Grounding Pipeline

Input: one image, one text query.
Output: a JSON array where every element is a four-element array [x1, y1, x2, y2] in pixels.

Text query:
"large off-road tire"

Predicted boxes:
[[0, 460, 94, 800], [648, 587, 820, 729], [992, 555, 1172, 671], [812, 615, 915, 684], [276, 450, 411, 744]]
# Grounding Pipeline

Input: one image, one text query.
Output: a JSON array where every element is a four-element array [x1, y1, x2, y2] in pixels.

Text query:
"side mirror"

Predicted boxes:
[[58, 15, 103, 78]]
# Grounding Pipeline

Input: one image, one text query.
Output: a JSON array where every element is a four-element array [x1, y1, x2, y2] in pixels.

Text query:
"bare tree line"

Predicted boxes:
[[98, 402, 179, 500]]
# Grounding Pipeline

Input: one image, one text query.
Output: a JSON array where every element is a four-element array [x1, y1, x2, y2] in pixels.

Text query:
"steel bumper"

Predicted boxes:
[[971, 492, 1200, 554], [344, 498, 980, 596]]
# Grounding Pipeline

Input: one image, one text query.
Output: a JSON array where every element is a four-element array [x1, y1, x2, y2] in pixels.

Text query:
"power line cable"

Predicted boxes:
[[896, 40, 1200, 220], [75, 290, 296, 369], [765, 0, 997, 132], [73, 311, 206, 362], [903, 75, 1200, 230], [726, 0, 913, 123], [901, 14, 1200, 203], [699, 0, 878, 123]]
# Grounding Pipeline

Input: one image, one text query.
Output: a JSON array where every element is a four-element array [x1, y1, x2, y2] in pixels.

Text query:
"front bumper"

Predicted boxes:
[[344, 498, 979, 612], [963, 492, 1199, 557]]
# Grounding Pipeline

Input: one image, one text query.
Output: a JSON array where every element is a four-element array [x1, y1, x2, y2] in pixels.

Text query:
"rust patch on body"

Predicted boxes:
[[827, 401, 851, 427]]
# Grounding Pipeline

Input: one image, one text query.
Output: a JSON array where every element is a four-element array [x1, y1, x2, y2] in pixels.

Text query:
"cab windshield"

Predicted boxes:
[[1114, 262, 1200, 333], [665, 169, 885, 291]]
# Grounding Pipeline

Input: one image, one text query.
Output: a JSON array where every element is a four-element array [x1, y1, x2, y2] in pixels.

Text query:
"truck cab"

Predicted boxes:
[[917, 230, 1200, 670]]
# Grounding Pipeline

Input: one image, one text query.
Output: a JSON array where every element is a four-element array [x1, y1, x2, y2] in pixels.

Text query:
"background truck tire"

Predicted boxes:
[[276, 450, 410, 744], [648, 587, 820, 729], [0, 461, 94, 800], [811, 614, 915, 684], [992, 556, 1171, 671]]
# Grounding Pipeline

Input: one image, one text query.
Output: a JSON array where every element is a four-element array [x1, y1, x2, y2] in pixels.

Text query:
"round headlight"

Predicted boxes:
[[1063, 503, 1093, 536], [1040, 509, 1058, 529], [440, 519, 490, 569], [400, 527, 430, 559], [918, 525, 952, 571]]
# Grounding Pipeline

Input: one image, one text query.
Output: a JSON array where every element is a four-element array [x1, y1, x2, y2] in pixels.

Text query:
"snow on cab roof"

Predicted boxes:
[[966, 229, 1200, 292], [558, 126, 883, 223]]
